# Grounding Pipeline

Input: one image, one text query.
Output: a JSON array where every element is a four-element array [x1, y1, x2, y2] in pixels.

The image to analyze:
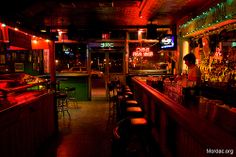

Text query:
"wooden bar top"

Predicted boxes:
[[0, 91, 48, 112]]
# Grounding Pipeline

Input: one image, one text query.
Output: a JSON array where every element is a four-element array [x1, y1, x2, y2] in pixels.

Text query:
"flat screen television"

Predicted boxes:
[[160, 34, 177, 50]]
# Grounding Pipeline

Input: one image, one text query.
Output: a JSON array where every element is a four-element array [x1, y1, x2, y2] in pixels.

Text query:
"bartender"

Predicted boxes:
[[183, 53, 202, 86]]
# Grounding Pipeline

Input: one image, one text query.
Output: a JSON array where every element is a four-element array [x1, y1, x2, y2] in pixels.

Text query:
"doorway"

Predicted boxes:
[[90, 49, 124, 100], [91, 52, 106, 100]]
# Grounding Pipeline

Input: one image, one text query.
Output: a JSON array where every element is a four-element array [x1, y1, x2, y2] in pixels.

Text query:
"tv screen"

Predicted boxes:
[[160, 35, 177, 50]]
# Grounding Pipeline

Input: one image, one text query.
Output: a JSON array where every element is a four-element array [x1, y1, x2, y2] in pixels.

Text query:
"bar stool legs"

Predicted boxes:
[[56, 93, 71, 118], [107, 83, 117, 128], [64, 87, 78, 109]]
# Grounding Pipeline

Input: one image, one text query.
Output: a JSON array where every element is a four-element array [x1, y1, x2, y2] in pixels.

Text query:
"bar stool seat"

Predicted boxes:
[[126, 106, 144, 117], [55, 92, 67, 101], [119, 98, 137, 119], [130, 117, 148, 126], [64, 87, 78, 108], [125, 100, 139, 107], [126, 106, 142, 112]]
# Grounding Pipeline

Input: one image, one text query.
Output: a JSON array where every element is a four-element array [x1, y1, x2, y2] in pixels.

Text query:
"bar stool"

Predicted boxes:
[[56, 92, 70, 118], [124, 85, 130, 90], [112, 117, 150, 157], [116, 87, 135, 120], [107, 82, 117, 124], [119, 99, 140, 119], [64, 87, 78, 108], [116, 94, 125, 121], [108, 83, 116, 103], [124, 91, 133, 100], [113, 84, 122, 98], [124, 88, 131, 92]]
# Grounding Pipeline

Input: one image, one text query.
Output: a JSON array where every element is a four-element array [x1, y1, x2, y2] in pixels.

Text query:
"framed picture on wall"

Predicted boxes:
[[0, 54, 5, 64], [15, 63, 24, 72]]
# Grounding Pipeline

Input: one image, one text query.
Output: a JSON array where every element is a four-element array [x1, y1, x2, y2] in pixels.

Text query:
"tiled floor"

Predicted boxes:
[[37, 86, 163, 157]]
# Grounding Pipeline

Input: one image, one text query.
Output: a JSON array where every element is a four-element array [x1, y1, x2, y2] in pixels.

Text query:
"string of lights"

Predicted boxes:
[[179, 1, 236, 38]]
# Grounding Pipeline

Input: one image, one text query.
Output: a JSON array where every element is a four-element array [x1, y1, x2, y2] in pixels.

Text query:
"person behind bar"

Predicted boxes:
[[183, 53, 201, 86]]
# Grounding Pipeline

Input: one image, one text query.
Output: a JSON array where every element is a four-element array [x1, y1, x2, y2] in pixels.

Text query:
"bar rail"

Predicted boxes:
[[131, 76, 236, 157]]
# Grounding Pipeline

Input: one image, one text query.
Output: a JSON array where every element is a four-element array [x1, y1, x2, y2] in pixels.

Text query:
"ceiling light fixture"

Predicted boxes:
[[139, 11, 143, 18], [139, 0, 148, 19], [1, 23, 6, 27]]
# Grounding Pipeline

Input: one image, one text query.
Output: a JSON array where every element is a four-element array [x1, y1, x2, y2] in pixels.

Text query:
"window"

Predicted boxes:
[[109, 52, 123, 73], [128, 43, 172, 74]]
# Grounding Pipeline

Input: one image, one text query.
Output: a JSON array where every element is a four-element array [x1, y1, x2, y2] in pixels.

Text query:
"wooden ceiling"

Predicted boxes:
[[1, 0, 223, 32]]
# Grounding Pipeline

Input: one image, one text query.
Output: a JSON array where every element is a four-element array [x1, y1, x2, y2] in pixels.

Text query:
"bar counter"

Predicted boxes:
[[131, 76, 236, 157], [0, 90, 46, 111], [0, 91, 55, 157], [0, 73, 56, 157], [40, 72, 90, 101]]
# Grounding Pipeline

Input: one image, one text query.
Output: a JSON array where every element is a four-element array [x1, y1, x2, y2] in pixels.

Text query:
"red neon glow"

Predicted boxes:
[[132, 47, 153, 57]]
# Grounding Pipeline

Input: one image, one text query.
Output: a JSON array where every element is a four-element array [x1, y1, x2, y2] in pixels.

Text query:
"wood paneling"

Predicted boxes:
[[0, 92, 55, 157]]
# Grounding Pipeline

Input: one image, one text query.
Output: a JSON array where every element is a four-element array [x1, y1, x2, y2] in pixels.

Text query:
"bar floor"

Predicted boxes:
[[36, 87, 163, 157]]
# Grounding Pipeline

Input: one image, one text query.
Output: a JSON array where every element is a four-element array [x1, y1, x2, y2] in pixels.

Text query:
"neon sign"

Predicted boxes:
[[132, 47, 153, 57], [100, 42, 114, 48]]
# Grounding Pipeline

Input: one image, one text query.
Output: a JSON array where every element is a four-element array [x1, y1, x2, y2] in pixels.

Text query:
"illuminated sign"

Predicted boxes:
[[232, 42, 236, 47], [88, 42, 124, 48], [132, 47, 153, 57], [102, 33, 110, 39], [100, 42, 114, 48]]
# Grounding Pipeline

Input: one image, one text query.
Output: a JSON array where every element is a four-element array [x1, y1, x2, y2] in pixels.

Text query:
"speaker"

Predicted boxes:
[[209, 34, 219, 54], [147, 24, 157, 39], [67, 24, 78, 40], [198, 38, 203, 48], [190, 38, 198, 48], [50, 32, 58, 41]]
